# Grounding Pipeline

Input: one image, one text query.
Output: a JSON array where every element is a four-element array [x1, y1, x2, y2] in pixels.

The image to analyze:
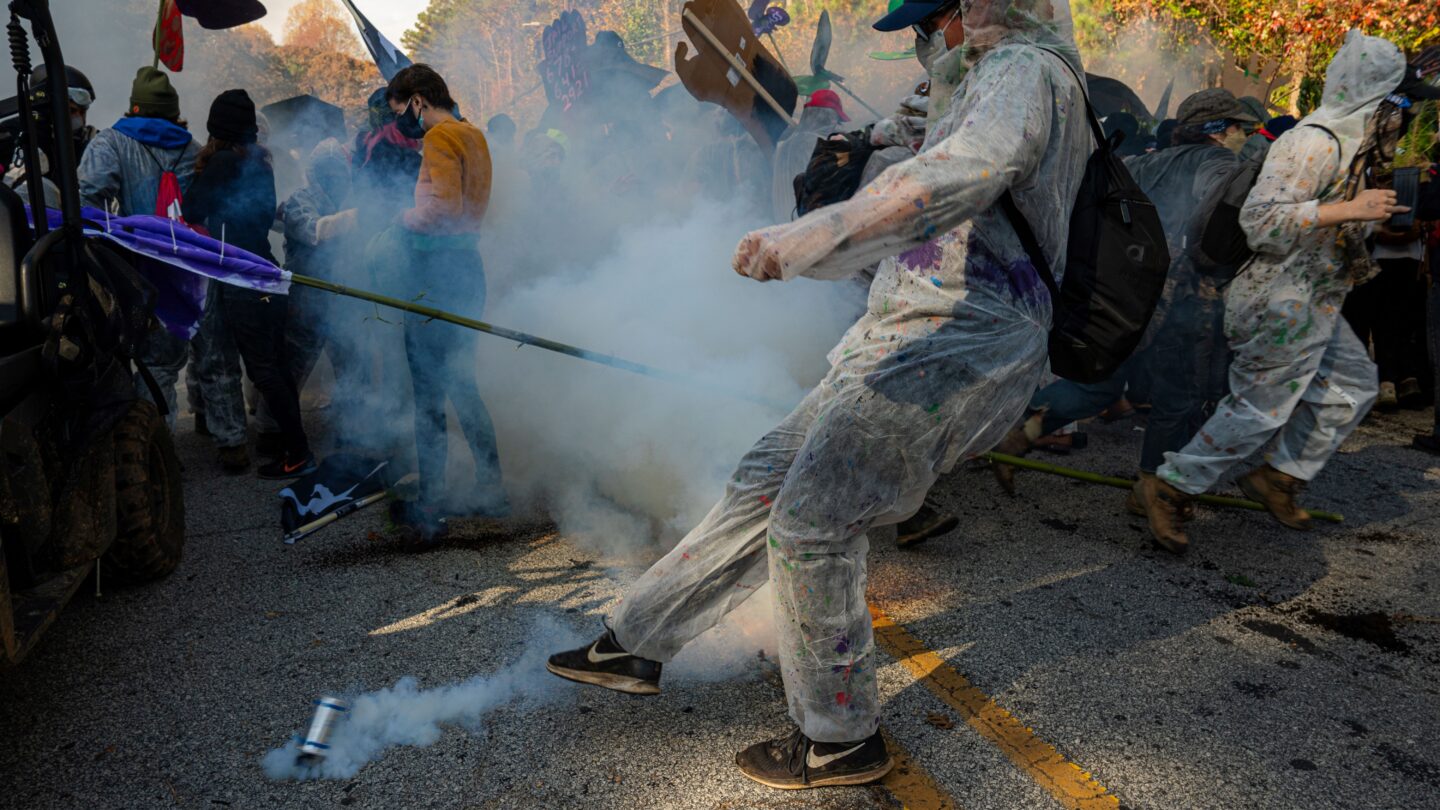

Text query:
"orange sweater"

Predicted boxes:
[[403, 118, 492, 236]]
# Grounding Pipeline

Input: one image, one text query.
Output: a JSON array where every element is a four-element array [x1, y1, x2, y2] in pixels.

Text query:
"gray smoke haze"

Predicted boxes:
[[262, 605, 776, 780]]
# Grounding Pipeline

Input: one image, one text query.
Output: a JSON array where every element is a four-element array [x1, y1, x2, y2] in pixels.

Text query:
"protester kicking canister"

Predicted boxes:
[[549, 0, 1092, 790]]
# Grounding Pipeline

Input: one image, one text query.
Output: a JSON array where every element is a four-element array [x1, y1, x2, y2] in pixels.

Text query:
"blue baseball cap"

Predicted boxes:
[[873, 0, 951, 33]]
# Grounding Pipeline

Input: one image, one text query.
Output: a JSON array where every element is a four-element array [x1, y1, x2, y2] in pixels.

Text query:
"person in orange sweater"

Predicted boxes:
[[386, 64, 508, 543]]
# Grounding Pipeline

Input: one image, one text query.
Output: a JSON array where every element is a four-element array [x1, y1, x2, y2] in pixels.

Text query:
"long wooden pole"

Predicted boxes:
[[286, 272, 791, 411], [829, 78, 884, 120], [288, 275, 1343, 525], [983, 452, 1344, 523], [682, 8, 796, 126]]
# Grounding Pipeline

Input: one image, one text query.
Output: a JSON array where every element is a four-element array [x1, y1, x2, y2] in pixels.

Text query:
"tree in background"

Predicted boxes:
[[1097, 0, 1439, 113], [276, 0, 381, 119], [283, 0, 365, 58]]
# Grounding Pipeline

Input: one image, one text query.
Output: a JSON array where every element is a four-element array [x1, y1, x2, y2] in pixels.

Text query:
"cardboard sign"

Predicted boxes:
[[675, 0, 797, 153]]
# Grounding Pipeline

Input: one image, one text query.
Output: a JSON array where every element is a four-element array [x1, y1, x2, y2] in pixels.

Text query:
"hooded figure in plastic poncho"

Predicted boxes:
[[549, 0, 1092, 770], [1151, 32, 1409, 537]]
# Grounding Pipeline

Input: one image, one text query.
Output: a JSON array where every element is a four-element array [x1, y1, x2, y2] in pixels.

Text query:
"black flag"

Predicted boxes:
[[338, 0, 413, 81], [279, 455, 391, 544]]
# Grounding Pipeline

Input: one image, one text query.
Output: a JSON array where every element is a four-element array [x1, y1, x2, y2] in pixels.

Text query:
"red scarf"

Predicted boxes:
[[363, 122, 421, 167]]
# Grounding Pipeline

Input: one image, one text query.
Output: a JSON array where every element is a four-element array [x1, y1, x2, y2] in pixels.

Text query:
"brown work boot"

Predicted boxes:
[[991, 417, 1041, 496], [1127, 477, 1195, 521], [1238, 465, 1312, 531], [1134, 473, 1190, 554]]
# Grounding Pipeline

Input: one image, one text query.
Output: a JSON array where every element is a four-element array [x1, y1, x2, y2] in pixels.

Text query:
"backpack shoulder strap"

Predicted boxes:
[[1036, 46, 1107, 149], [139, 144, 187, 173], [1299, 124, 1346, 199], [1000, 190, 1061, 301]]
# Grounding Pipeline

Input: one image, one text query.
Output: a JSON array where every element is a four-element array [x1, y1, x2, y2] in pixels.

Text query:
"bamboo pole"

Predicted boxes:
[[289, 275, 1343, 526], [286, 272, 792, 412], [983, 452, 1344, 523], [682, 8, 797, 126]]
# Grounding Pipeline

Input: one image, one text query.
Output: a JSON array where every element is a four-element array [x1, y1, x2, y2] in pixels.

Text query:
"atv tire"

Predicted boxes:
[[104, 399, 185, 583]]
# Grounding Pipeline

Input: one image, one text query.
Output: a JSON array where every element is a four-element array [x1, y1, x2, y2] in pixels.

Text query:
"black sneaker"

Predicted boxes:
[[258, 453, 317, 480], [895, 498, 959, 549], [736, 727, 893, 790], [546, 628, 662, 695]]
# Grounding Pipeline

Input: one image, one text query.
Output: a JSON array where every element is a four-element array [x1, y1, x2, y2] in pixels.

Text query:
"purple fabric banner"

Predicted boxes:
[[37, 207, 290, 339]]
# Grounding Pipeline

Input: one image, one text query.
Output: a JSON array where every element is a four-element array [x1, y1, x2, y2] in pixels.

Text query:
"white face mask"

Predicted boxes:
[[70, 114, 85, 134], [913, 7, 961, 73]]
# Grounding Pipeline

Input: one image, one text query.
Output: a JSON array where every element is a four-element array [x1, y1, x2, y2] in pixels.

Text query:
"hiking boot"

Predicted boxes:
[[1397, 377, 1424, 410], [1134, 473, 1190, 555], [1412, 434, 1440, 456], [1375, 381, 1399, 413], [256, 432, 285, 459], [258, 453, 317, 481], [217, 444, 250, 474], [1238, 465, 1312, 531], [735, 727, 893, 790], [546, 627, 662, 695], [895, 497, 959, 549], [194, 410, 211, 437], [991, 425, 1035, 496], [1127, 477, 1195, 522]]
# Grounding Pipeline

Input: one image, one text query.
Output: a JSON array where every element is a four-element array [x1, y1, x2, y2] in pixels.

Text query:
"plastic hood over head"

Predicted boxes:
[[1301, 30, 1406, 171], [962, 0, 1079, 73], [305, 137, 351, 203]]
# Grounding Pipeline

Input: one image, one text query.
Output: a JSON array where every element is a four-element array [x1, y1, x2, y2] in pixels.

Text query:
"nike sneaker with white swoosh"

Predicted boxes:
[[545, 628, 662, 695], [736, 727, 893, 789]]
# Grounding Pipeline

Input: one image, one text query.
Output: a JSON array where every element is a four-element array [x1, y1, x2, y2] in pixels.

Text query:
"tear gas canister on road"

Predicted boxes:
[[296, 695, 349, 765]]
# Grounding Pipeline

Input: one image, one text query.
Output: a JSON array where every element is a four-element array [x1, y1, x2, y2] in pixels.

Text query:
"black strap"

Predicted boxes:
[[139, 144, 185, 173], [1035, 46, 1107, 150], [999, 190, 1060, 302], [132, 355, 169, 417]]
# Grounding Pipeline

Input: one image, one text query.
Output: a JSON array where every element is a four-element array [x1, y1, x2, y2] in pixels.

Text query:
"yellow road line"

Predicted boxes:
[[871, 605, 1119, 810], [880, 729, 960, 809]]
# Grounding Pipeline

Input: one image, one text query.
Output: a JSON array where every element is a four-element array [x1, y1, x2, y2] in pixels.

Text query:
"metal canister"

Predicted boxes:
[[296, 695, 349, 765]]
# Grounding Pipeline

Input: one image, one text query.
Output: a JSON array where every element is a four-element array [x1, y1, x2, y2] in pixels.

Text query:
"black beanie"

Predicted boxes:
[[208, 88, 259, 144]]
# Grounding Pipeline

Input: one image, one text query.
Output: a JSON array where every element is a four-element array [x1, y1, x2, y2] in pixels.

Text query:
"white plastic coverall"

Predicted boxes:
[[1157, 31, 1403, 494], [609, 0, 1090, 743]]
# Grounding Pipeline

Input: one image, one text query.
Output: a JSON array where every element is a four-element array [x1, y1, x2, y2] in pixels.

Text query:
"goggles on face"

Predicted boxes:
[[1199, 119, 1232, 135]]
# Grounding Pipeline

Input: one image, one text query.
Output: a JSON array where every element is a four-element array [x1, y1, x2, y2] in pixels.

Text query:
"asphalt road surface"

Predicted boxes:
[[2, 404, 1437, 810]]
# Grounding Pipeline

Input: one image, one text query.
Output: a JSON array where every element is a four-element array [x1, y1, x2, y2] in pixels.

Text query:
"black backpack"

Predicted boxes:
[[792, 127, 877, 218], [1000, 49, 1171, 384], [1191, 124, 1340, 280]]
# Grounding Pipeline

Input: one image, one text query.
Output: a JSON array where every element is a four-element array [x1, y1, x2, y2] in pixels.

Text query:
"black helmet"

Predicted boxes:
[[28, 64, 96, 109]]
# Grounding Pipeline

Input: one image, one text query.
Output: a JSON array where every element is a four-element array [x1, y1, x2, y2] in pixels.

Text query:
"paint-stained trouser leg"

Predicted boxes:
[[765, 394, 929, 743], [1159, 301, 1375, 495], [1267, 319, 1377, 480], [610, 391, 825, 663]]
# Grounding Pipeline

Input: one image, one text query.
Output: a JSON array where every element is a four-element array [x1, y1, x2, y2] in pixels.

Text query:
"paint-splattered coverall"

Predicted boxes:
[[610, 10, 1090, 742], [1157, 33, 1407, 494]]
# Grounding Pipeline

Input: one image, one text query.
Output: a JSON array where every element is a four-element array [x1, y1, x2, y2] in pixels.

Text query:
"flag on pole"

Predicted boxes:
[[36, 207, 289, 338], [280, 455, 392, 544], [153, 0, 185, 72], [338, 0, 413, 81]]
